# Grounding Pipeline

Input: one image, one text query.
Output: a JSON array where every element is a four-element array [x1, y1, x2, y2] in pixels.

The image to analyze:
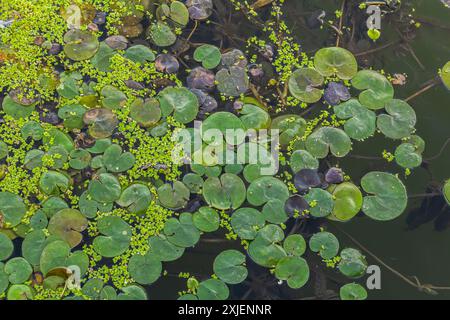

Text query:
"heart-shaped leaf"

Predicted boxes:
[[314, 47, 357, 80], [48, 209, 88, 248], [213, 250, 247, 284], [334, 99, 376, 141], [306, 127, 352, 158], [288, 68, 324, 103], [352, 70, 394, 110], [93, 216, 132, 257], [377, 99, 416, 139], [203, 173, 246, 210]]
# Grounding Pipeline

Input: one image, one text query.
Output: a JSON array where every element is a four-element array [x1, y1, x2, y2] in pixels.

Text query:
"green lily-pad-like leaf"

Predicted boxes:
[[63, 29, 99, 61], [101, 85, 127, 110], [275, 256, 309, 289], [271, 114, 307, 147], [2, 95, 35, 119], [87, 138, 112, 154], [361, 171, 407, 221], [247, 177, 289, 207], [21, 230, 48, 266], [239, 104, 270, 130], [117, 285, 148, 300], [306, 127, 352, 158], [290, 150, 319, 174], [309, 231, 339, 259], [148, 235, 185, 262], [203, 173, 246, 210], [157, 181, 190, 210], [231, 207, 265, 240], [88, 173, 121, 203], [377, 99, 417, 139], [340, 283, 368, 300], [352, 70, 394, 109], [124, 45, 155, 64], [0, 233, 14, 261], [288, 68, 324, 103], [201, 112, 245, 146], [248, 225, 286, 267], [116, 183, 152, 214], [182, 173, 204, 193], [93, 216, 132, 257], [197, 278, 229, 300], [21, 121, 44, 141], [0, 263, 8, 294], [158, 87, 199, 124], [334, 99, 376, 141], [7, 284, 34, 300], [395, 141, 423, 169], [40, 240, 88, 275], [441, 61, 450, 90], [0, 141, 7, 159], [443, 179, 450, 206], [69, 148, 91, 170], [328, 182, 363, 221], [58, 104, 87, 130], [4, 257, 32, 284], [43, 128, 75, 152], [128, 252, 162, 285], [261, 199, 288, 224], [216, 66, 249, 97], [83, 108, 118, 139], [103, 144, 135, 173], [314, 47, 357, 80], [48, 209, 88, 248], [79, 191, 113, 219], [0, 192, 27, 228], [148, 22, 176, 47], [46, 146, 69, 169], [213, 250, 247, 285], [156, 1, 189, 26], [194, 44, 221, 69], [91, 42, 115, 72], [130, 98, 161, 128], [338, 248, 367, 278], [283, 234, 306, 257], [304, 188, 334, 218], [163, 212, 200, 248], [193, 207, 220, 232], [57, 72, 82, 99], [24, 149, 44, 169]]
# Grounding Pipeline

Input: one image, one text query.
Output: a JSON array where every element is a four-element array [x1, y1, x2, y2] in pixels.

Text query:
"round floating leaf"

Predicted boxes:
[[58, 104, 87, 130], [4, 257, 32, 284], [69, 149, 91, 170], [0, 141, 8, 159], [216, 66, 249, 97], [377, 99, 417, 139], [395, 142, 423, 169], [101, 85, 127, 110], [304, 188, 334, 218], [248, 226, 286, 268], [197, 278, 229, 300], [352, 70, 394, 109], [293, 169, 321, 194], [7, 284, 34, 300], [194, 44, 221, 69], [334, 99, 376, 141], [148, 235, 184, 262], [79, 191, 112, 219], [247, 176, 289, 206], [338, 248, 367, 278], [306, 127, 352, 158], [328, 182, 363, 221], [213, 250, 247, 285], [22, 230, 47, 266], [290, 150, 319, 174], [148, 22, 176, 47], [163, 212, 200, 248], [182, 173, 203, 193], [2, 95, 35, 119], [40, 240, 88, 276], [309, 231, 339, 259], [441, 61, 450, 90], [340, 283, 368, 300], [130, 98, 161, 127], [230, 207, 265, 240], [116, 184, 152, 214], [118, 285, 148, 300], [284, 195, 310, 217], [43, 128, 74, 152], [24, 149, 44, 169], [186, 0, 213, 20], [103, 144, 135, 173], [193, 207, 219, 232], [128, 252, 162, 285], [271, 114, 307, 147], [201, 111, 245, 145], [93, 216, 132, 257], [88, 172, 121, 202], [0, 263, 8, 294], [158, 87, 199, 124], [0, 192, 27, 227], [157, 181, 190, 210], [203, 173, 246, 210], [275, 256, 309, 289], [283, 234, 306, 257], [444, 179, 450, 206], [48, 209, 88, 248], [262, 199, 289, 224], [314, 47, 357, 80], [124, 45, 155, 64], [87, 138, 112, 154], [324, 82, 351, 105], [0, 233, 13, 261], [83, 108, 118, 139], [21, 121, 44, 141], [156, 1, 189, 26], [63, 29, 99, 61], [239, 104, 270, 130], [81, 278, 105, 299], [91, 42, 115, 72], [288, 68, 324, 103], [361, 171, 407, 221]]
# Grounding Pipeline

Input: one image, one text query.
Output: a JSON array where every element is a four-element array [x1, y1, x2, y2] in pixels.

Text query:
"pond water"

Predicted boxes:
[[149, 0, 450, 300]]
